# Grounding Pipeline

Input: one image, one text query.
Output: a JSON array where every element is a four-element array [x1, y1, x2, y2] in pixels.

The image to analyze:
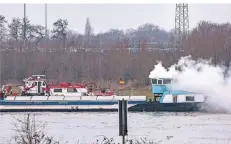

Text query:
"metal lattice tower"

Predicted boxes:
[[174, 3, 189, 49]]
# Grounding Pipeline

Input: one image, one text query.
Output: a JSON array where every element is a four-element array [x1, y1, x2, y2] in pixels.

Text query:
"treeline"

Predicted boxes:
[[0, 15, 230, 88]]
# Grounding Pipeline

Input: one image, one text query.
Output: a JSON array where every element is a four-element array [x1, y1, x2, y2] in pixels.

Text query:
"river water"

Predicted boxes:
[[0, 112, 231, 144]]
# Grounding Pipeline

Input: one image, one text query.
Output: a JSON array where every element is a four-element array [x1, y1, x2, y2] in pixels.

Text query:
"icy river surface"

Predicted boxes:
[[0, 112, 231, 144]]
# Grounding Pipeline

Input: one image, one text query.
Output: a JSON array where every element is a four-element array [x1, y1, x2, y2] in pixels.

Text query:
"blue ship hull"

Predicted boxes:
[[0, 100, 206, 112]]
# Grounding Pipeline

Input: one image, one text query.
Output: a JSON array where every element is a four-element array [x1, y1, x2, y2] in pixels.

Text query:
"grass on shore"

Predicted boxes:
[[116, 88, 153, 101]]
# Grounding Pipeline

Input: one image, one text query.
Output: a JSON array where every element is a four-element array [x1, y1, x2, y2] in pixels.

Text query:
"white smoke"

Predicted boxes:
[[149, 55, 231, 112]]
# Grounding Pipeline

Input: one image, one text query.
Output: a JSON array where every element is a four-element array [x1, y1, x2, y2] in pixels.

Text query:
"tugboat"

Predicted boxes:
[[128, 76, 207, 112]]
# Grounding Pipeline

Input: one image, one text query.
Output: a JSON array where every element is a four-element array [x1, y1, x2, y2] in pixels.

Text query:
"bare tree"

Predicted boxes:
[[19, 17, 31, 42], [52, 19, 68, 49], [29, 25, 45, 47], [8, 18, 21, 41], [84, 17, 93, 48], [0, 15, 7, 47], [9, 113, 60, 144]]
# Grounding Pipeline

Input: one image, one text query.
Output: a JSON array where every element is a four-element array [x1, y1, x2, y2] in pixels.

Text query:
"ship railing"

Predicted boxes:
[[3, 95, 147, 101]]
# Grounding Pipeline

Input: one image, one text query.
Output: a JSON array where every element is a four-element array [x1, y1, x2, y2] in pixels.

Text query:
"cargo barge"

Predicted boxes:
[[0, 74, 212, 112]]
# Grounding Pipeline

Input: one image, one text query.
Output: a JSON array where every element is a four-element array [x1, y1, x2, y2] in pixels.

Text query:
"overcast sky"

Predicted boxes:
[[0, 3, 230, 34]]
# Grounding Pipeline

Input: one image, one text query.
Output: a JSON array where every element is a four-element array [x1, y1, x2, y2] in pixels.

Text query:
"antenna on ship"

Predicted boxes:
[[44, 70, 47, 80]]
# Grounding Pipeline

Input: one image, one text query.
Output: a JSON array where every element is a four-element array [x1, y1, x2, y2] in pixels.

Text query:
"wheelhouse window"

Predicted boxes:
[[152, 79, 157, 84], [67, 88, 78, 93], [163, 79, 172, 84], [53, 89, 62, 93], [27, 81, 32, 86], [152, 78, 169, 85], [33, 82, 37, 86], [186, 96, 194, 102], [157, 79, 162, 85]]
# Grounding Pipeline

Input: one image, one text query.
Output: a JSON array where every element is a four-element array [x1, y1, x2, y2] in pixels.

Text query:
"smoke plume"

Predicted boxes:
[[149, 55, 231, 112]]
